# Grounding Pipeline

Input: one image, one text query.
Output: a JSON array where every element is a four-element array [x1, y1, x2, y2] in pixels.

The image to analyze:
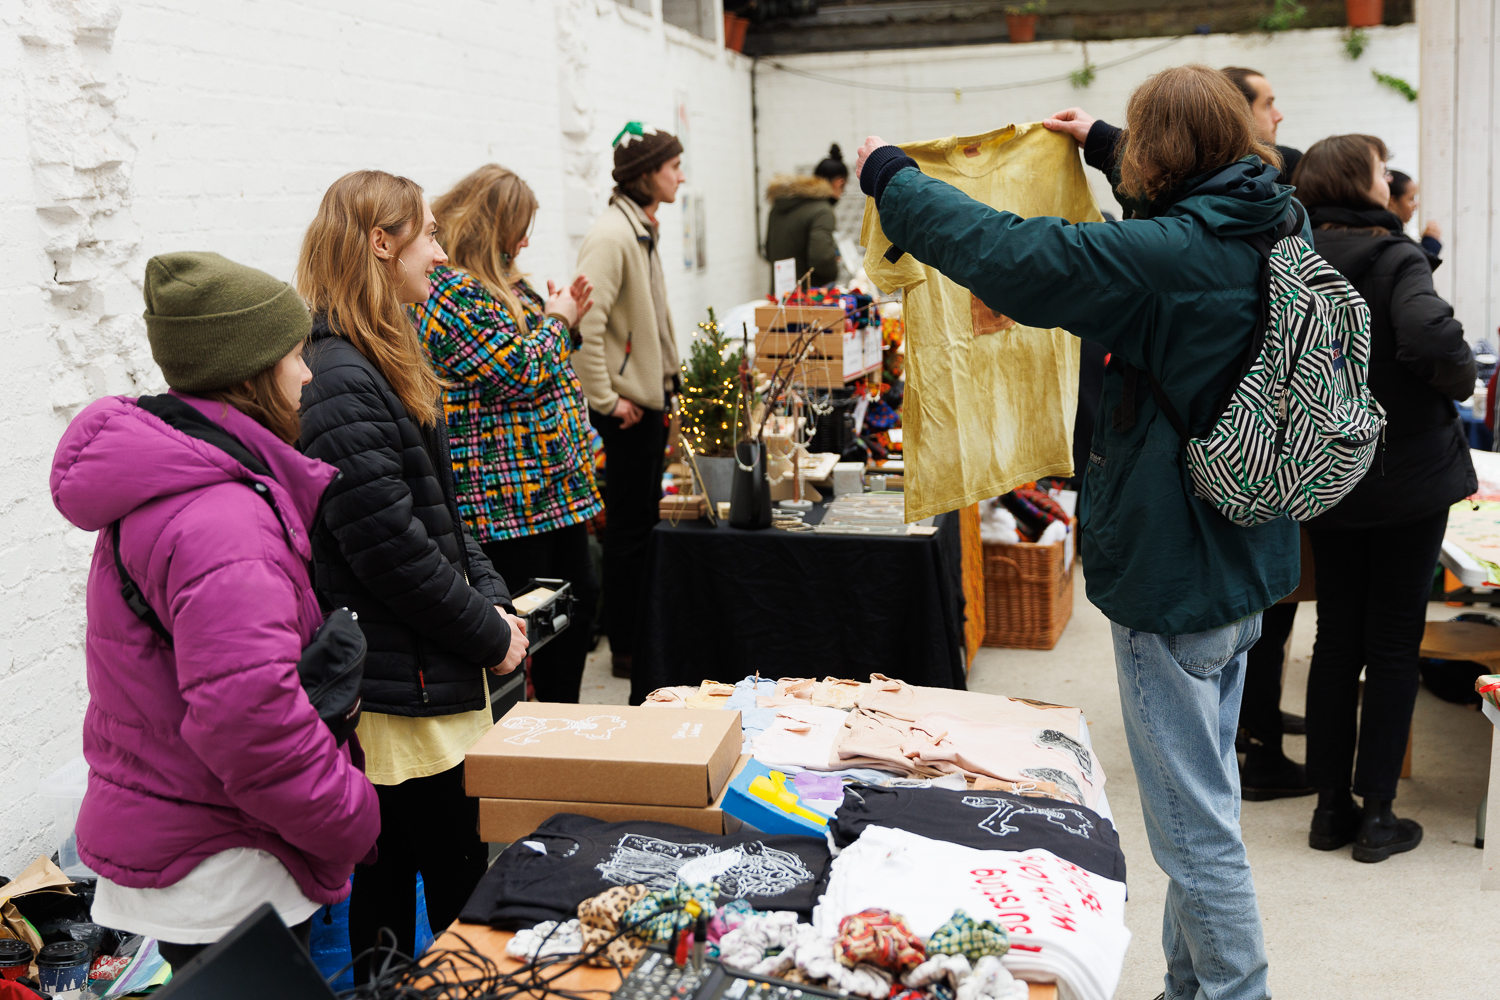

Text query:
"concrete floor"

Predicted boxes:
[[575, 586, 1500, 999]]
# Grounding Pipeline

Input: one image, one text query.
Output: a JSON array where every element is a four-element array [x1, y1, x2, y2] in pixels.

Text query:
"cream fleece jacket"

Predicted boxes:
[[573, 196, 679, 414]]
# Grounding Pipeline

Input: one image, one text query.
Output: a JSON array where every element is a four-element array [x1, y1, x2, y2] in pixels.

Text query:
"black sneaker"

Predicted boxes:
[[1352, 801, 1423, 863], [1241, 749, 1314, 801], [1309, 796, 1361, 851]]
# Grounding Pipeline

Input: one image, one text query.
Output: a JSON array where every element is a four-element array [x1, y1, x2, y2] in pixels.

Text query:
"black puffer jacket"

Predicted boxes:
[[1306, 204, 1477, 530], [300, 319, 513, 717]]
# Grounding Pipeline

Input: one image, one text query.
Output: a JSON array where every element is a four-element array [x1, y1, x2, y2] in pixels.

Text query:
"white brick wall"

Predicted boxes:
[[753, 26, 1421, 251], [0, 4, 1425, 876], [0, 0, 759, 878]]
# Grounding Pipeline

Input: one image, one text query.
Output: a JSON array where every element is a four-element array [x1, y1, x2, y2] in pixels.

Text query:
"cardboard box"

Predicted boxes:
[[466, 703, 741, 807], [478, 758, 748, 843]]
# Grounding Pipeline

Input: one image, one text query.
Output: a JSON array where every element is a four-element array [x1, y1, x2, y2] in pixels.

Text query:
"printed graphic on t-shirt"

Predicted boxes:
[[595, 835, 815, 898], [961, 794, 1094, 839], [502, 714, 627, 745], [1021, 767, 1083, 803], [1035, 729, 1093, 778], [970, 294, 1016, 337]]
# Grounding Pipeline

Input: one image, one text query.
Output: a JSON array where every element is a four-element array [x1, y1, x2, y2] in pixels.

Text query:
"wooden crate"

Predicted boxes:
[[755, 304, 873, 387], [981, 532, 1074, 650], [754, 356, 845, 386], [754, 304, 846, 336]]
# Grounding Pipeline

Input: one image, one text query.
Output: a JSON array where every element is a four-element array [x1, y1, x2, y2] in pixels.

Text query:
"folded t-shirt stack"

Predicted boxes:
[[460, 814, 833, 929], [814, 825, 1129, 1000], [829, 784, 1125, 883]]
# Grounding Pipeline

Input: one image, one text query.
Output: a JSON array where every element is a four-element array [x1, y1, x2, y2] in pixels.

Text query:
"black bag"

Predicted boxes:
[[113, 396, 365, 744]]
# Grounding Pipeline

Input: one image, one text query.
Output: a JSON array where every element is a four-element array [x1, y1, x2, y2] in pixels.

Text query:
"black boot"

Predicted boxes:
[[1241, 745, 1314, 801], [1352, 797, 1423, 863], [1308, 789, 1361, 851]]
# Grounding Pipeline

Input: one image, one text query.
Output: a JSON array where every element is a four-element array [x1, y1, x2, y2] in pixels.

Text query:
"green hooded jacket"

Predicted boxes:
[[873, 156, 1307, 635], [765, 175, 840, 288]]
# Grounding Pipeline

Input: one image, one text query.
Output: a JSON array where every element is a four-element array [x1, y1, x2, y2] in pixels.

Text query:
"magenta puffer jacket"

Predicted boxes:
[[49, 392, 380, 904]]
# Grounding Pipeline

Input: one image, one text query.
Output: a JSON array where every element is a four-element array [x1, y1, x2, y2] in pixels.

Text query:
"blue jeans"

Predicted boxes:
[[1112, 616, 1270, 1000]]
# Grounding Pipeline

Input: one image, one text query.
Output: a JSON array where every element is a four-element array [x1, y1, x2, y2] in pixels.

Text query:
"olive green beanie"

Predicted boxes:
[[143, 251, 311, 393]]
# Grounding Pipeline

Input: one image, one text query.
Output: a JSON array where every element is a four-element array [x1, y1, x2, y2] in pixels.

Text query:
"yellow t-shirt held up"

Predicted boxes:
[[861, 123, 1102, 521]]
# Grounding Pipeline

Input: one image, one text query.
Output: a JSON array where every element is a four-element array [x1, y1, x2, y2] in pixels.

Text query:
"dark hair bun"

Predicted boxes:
[[828, 144, 843, 162]]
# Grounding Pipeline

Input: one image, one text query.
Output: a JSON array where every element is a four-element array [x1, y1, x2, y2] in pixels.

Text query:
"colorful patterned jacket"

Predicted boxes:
[[413, 266, 602, 541]]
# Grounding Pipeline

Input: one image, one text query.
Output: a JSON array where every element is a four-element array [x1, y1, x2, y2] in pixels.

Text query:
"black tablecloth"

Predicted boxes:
[[630, 504, 968, 703]]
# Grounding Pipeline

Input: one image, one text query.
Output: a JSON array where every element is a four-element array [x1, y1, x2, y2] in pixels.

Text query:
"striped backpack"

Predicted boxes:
[[1122, 205, 1385, 527]]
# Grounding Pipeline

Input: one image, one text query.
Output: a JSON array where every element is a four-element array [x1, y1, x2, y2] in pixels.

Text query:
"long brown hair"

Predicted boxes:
[[296, 170, 444, 426], [201, 360, 304, 444], [1118, 64, 1281, 204], [431, 165, 538, 323], [1289, 134, 1389, 212]]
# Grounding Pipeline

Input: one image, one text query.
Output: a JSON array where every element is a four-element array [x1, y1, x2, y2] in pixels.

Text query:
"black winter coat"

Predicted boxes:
[[1305, 204, 1477, 530], [300, 319, 513, 717]]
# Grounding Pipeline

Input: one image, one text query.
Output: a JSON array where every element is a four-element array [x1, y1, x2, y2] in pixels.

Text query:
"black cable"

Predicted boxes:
[[334, 906, 693, 1000]]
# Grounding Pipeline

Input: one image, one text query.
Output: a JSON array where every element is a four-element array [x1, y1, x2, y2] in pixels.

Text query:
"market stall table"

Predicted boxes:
[[630, 505, 968, 704], [428, 925, 1058, 1000]]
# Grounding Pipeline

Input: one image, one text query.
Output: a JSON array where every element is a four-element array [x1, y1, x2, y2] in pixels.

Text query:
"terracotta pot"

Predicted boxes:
[[1006, 13, 1038, 43], [1345, 0, 1383, 27], [724, 12, 749, 52]]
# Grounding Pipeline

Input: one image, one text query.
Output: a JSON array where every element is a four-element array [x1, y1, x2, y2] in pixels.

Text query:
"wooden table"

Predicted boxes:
[[432, 925, 1058, 1000]]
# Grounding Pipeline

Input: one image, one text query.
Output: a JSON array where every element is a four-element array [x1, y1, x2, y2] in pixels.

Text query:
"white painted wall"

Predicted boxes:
[[0, 0, 755, 878], [753, 25, 1422, 264], [1421, 0, 1499, 352]]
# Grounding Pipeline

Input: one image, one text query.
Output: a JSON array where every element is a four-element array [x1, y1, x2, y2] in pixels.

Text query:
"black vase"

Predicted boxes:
[[729, 440, 772, 530]]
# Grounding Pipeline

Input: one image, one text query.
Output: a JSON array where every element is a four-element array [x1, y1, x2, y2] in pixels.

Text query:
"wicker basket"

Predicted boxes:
[[981, 533, 1074, 650]]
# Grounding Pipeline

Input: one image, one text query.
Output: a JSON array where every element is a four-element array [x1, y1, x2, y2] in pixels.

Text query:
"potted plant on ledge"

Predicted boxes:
[[1005, 1, 1045, 43], [1345, 0, 1383, 28]]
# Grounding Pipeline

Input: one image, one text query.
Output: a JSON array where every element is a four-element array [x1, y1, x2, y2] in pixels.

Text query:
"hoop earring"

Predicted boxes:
[[395, 257, 409, 283]]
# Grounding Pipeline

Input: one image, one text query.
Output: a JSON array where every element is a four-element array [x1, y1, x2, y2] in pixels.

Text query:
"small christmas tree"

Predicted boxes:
[[679, 307, 746, 457]]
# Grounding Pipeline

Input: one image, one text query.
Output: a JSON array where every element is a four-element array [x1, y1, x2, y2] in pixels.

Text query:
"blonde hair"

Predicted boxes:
[[295, 169, 445, 426], [430, 165, 538, 323], [1118, 64, 1281, 204]]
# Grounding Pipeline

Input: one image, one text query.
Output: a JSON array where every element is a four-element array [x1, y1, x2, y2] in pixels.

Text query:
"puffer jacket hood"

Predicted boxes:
[[766, 174, 836, 203], [50, 393, 379, 903], [54, 392, 328, 546]]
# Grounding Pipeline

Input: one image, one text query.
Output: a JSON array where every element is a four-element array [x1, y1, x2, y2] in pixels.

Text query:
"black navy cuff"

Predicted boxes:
[[860, 145, 919, 203], [1083, 120, 1122, 173], [1421, 234, 1443, 258]]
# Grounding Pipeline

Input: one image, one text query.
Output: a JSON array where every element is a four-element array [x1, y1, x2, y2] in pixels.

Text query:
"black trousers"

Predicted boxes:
[[157, 918, 312, 971], [1305, 510, 1449, 800], [1240, 601, 1299, 751], [589, 406, 666, 658], [348, 762, 486, 984], [481, 521, 598, 703]]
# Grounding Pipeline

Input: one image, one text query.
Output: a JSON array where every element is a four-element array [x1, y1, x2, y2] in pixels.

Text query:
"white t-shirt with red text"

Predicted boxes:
[[812, 825, 1129, 1000]]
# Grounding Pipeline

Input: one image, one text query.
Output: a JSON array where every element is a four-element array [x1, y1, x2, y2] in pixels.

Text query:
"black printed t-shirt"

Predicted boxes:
[[459, 813, 833, 929], [829, 785, 1126, 883]]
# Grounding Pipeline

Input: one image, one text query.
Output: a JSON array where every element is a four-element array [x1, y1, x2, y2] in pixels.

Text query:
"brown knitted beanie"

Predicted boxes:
[[611, 122, 684, 183]]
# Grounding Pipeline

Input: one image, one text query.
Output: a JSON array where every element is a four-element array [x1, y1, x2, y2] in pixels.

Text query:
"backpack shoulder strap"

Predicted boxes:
[[112, 396, 285, 641], [112, 521, 174, 647]]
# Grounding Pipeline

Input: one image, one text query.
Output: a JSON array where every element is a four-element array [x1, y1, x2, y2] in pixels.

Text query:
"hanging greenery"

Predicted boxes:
[[1258, 0, 1306, 32], [1342, 27, 1368, 60], [1372, 70, 1418, 102], [1069, 44, 1095, 89], [678, 307, 747, 458]]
